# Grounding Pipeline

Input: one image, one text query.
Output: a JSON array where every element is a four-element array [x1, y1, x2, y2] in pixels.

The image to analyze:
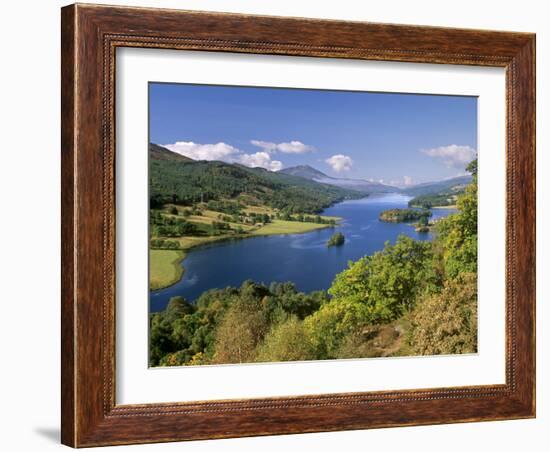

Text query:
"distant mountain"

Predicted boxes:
[[149, 143, 193, 162], [402, 175, 472, 196], [280, 165, 398, 194], [279, 165, 329, 180]]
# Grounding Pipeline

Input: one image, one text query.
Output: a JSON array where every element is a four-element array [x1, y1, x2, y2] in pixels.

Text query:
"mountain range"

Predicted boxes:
[[150, 143, 472, 199], [280, 165, 398, 194], [279, 164, 472, 196], [400, 175, 472, 196]]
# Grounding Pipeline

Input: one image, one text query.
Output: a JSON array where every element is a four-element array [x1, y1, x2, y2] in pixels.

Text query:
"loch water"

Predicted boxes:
[[150, 193, 456, 312]]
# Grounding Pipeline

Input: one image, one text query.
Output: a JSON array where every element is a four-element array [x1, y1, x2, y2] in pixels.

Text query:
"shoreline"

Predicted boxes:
[[408, 204, 457, 210], [150, 219, 339, 291]]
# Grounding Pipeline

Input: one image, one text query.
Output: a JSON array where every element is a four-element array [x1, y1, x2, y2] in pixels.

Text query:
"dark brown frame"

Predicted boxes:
[[61, 3, 536, 447]]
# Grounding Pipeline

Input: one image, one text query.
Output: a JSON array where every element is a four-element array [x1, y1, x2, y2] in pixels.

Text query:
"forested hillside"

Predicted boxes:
[[149, 144, 361, 213], [149, 143, 192, 162], [407, 174, 471, 208]]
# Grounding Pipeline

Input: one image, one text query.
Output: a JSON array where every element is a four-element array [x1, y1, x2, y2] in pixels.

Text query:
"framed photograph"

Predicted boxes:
[[61, 3, 535, 447]]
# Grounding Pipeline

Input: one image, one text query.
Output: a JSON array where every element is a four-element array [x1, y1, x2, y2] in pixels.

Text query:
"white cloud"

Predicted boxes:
[[421, 145, 476, 169], [163, 141, 240, 161], [251, 140, 315, 154], [250, 140, 277, 152], [238, 152, 283, 172], [325, 154, 353, 172], [387, 176, 414, 188], [277, 141, 315, 154], [162, 141, 283, 171]]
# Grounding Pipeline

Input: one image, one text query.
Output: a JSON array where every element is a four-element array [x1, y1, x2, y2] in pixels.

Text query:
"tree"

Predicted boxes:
[[214, 306, 259, 363], [304, 296, 371, 359], [174, 221, 196, 235], [256, 317, 316, 362], [212, 309, 256, 364], [466, 158, 478, 177], [164, 296, 194, 321], [327, 232, 345, 247], [149, 314, 176, 366], [435, 158, 478, 279], [154, 225, 168, 236], [418, 215, 429, 226], [409, 272, 477, 355], [329, 235, 435, 320], [212, 296, 269, 364]]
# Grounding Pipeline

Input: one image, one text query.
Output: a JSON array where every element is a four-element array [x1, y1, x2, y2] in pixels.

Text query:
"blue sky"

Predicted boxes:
[[149, 83, 477, 186]]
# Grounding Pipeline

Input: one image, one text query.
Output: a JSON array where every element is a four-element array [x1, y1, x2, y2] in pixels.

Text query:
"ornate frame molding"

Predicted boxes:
[[62, 4, 535, 447]]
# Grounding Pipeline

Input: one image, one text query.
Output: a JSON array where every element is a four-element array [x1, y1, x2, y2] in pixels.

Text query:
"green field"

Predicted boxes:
[[432, 205, 457, 209], [150, 249, 186, 290], [250, 219, 333, 236]]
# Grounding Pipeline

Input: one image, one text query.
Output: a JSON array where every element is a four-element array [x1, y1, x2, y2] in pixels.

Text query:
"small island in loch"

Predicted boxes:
[[327, 232, 345, 247], [379, 208, 432, 223]]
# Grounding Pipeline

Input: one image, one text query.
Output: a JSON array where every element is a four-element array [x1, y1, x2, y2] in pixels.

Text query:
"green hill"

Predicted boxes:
[[402, 175, 472, 196], [149, 143, 193, 162], [149, 144, 362, 213]]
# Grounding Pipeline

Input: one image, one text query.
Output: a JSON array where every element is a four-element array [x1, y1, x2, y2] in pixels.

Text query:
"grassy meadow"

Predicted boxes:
[[149, 249, 185, 290]]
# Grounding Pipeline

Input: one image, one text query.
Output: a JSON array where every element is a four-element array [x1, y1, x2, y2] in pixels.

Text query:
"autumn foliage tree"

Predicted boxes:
[[256, 317, 316, 362], [409, 272, 477, 355]]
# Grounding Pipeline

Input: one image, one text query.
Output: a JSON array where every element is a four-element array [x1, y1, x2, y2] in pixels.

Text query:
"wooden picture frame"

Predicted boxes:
[[61, 3, 535, 447]]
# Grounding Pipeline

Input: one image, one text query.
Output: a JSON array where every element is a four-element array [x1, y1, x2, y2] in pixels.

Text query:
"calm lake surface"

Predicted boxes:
[[150, 193, 456, 312]]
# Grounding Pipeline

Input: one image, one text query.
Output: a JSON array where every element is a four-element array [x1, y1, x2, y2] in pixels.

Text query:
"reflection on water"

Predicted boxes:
[[150, 193, 456, 311]]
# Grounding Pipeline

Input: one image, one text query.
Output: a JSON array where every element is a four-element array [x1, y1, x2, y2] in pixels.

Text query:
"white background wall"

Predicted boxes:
[[0, 1, 546, 450]]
